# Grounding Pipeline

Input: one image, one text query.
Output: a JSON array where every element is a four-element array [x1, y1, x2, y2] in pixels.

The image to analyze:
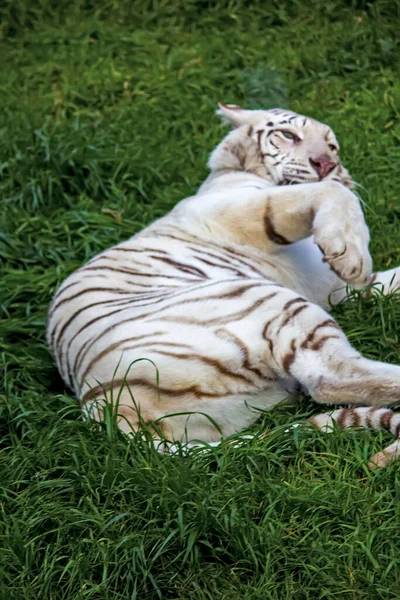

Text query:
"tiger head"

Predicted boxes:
[[209, 103, 353, 187]]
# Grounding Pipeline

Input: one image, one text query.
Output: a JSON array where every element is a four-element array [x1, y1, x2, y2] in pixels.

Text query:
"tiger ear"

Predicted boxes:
[[216, 103, 251, 128]]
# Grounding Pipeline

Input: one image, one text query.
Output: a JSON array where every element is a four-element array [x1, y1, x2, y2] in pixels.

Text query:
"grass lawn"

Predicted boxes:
[[2, 0, 400, 597]]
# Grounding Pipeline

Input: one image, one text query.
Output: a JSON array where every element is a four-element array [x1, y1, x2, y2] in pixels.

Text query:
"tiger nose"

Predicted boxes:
[[309, 156, 337, 179]]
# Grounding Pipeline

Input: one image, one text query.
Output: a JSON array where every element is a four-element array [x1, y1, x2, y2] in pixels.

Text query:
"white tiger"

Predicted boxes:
[[47, 103, 400, 468]]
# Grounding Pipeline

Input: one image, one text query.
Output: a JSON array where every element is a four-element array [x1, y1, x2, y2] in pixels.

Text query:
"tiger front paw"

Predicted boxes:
[[319, 238, 372, 286], [314, 220, 372, 287], [312, 183, 372, 287]]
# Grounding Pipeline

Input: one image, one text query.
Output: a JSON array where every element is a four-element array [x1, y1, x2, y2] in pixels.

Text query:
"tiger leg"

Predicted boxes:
[[309, 408, 400, 468], [263, 291, 400, 408], [199, 180, 372, 288], [265, 299, 400, 467], [369, 265, 400, 295]]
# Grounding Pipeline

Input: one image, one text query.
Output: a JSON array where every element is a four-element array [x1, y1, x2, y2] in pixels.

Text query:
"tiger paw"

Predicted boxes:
[[313, 189, 372, 287], [316, 235, 372, 287]]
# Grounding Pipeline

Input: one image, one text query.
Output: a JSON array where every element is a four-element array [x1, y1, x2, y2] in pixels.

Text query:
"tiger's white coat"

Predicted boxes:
[[47, 104, 400, 467]]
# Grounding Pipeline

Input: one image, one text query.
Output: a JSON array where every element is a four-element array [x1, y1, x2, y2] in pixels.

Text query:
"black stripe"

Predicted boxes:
[[49, 286, 138, 320], [264, 204, 291, 245], [151, 256, 208, 278]]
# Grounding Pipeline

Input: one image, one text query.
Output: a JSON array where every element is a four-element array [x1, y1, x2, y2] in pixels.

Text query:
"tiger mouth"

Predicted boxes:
[[281, 173, 340, 186], [279, 177, 314, 186]]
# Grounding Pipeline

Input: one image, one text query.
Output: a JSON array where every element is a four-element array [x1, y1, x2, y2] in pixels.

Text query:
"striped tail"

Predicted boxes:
[[309, 407, 400, 469]]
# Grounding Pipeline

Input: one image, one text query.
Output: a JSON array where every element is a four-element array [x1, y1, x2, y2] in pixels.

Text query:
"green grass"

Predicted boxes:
[[1, 0, 400, 597]]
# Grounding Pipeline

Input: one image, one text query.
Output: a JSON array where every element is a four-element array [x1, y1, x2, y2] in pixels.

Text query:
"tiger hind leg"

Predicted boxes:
[[308, 407, 400, 468], [265, 292, 400, 408]]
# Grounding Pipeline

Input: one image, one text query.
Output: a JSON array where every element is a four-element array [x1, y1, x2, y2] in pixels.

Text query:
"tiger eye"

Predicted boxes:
[[281, 131, 297, 141]]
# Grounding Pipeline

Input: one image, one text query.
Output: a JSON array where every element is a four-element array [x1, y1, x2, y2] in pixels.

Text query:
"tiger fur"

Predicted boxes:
[[47, 103, 400, 468]]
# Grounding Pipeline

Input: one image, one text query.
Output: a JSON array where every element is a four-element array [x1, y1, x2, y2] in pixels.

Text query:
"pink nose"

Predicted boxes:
[[309, 156, 337, 179]]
